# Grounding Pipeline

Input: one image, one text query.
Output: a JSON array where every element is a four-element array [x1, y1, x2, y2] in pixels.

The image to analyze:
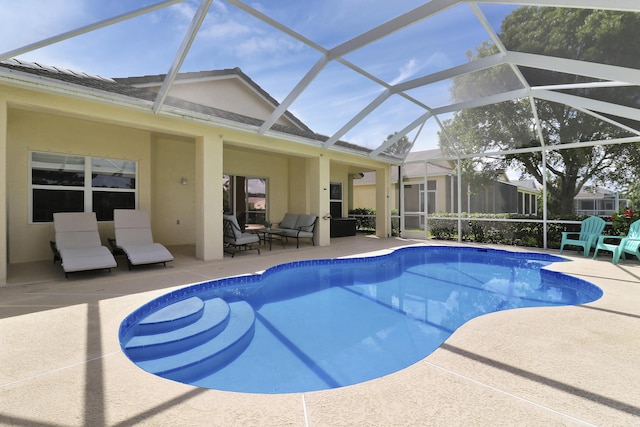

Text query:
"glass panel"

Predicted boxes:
[[246, 178, 266, 225], [223, 175, 233, 215], [344, 94, 428, 151], [289, 61, 385, 139], [329, 182, 342, 218], [520, 67, 601, 87], [403, 181, 425, 234], [439, 98, 540, 155], [343, 4, 493, 83], [544, 144, 638, 220], [91, 158, 136, 189], [497, 7, 640, 69], [534, 99, 637, 147], [92, 191, 135, 221], [32, 152, 84, 186], [32, 189, 83, 222], [330, 182, 342, 201], [330, 201, 343, 219]]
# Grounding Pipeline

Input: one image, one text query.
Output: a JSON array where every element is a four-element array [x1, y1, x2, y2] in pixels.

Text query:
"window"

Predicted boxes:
[[223, 175, 267, 228], [330, 182, 343, 218], [30, 152, 137, 222]]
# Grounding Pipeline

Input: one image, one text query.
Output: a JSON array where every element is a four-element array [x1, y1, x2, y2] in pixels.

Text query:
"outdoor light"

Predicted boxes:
[[180, 177, 188, 185]]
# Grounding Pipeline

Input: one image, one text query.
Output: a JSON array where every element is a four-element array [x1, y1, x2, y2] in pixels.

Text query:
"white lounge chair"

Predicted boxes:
[[113, 209, 174, 269], [53, 212, 118, 278], [223, 214, 260, 257]]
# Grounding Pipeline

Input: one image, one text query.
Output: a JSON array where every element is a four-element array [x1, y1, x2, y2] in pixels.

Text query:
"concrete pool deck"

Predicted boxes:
[[1, 235, 638, 426]]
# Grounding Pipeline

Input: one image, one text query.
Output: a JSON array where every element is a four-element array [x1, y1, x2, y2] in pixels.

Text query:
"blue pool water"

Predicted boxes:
[[119, 246, 602, 394]]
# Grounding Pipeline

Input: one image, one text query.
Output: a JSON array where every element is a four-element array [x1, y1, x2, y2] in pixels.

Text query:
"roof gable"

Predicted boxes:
[[0, 58, 383, 158], [114, 68, 311, 133]]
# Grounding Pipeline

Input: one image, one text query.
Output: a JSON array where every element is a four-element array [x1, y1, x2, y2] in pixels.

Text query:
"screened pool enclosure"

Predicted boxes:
[[2, 1, 639, 249]]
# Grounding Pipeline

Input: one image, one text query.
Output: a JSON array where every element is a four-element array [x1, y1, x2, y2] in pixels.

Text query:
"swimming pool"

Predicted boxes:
[[119, 246, 602, 394]]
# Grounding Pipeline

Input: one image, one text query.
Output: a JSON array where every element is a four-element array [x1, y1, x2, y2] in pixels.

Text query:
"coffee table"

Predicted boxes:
[[264, 229, 286, 250]]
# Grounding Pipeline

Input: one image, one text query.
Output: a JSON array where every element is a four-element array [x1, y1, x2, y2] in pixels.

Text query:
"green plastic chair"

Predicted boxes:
[[593, 219, 640, 264], [559, 216, 606, 257]]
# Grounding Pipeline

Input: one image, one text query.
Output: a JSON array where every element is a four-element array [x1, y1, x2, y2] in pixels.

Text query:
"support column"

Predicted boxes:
[[309, 155, 331, 246], [195, 134, 223, 260], [375, 165, 390, 238], [0, 98, 6, 285]]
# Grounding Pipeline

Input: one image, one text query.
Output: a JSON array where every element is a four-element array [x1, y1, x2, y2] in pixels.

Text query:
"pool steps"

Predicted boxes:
[[136, 296, 206, 335], [123, 297, 255, 383]]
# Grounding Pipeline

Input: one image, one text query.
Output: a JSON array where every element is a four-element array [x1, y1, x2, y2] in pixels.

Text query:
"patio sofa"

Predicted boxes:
[[275, 213, 317, 248]]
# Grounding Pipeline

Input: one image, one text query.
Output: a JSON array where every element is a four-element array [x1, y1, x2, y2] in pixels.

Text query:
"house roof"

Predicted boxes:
[[2, 2, 638, 164], [0, 58, 387, 160], [113, 67, 313, 134], [575, 185, 620, 200]]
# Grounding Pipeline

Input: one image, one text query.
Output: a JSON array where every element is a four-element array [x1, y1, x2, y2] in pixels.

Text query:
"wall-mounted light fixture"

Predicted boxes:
[[180, 177, 188, 185]]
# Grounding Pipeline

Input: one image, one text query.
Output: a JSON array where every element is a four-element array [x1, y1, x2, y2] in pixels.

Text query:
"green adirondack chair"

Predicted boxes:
[[593, 219, 640, 264], [559, 216, 606, 257]]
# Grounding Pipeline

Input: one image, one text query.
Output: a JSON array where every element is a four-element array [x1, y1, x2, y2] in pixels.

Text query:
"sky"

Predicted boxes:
[[0, 0, 518, 153]]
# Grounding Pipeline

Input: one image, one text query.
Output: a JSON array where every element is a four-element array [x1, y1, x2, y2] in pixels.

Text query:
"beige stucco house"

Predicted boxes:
[[354, 149, 540, 222], [0, 59, 394, 284]]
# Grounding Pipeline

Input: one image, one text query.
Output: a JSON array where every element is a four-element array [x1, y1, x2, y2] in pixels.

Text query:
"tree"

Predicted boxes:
[[383, 133, 412, 156], [439, 7, 640, 215]]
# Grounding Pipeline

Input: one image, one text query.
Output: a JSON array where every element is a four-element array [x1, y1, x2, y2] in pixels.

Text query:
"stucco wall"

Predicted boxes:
[[152, 136, 196, 245], [355, 175, 454, 214], [150, 79, 293, 128], [7, 109, 152, 263]]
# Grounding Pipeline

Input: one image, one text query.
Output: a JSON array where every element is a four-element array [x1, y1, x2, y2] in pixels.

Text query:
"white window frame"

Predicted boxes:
[[29, 151, 138, 223]]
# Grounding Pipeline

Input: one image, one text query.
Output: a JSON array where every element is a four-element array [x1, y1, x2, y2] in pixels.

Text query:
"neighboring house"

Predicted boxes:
[[574, 185, 628, 216], [510, 179, 539, 216], [354, 150, 539, 230], [0, 59, 393, 284]]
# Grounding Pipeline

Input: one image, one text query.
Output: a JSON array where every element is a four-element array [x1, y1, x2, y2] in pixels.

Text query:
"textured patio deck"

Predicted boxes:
[[1, 235, 638, 426]]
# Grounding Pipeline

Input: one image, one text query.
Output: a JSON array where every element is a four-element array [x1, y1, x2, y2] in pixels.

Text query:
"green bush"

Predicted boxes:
[[349, 209, 611, 249]]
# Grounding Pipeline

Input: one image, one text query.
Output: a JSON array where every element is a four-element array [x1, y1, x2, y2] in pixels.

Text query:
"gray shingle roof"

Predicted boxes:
[[0, 58, 382, 158], [114, 67, 312, 134]]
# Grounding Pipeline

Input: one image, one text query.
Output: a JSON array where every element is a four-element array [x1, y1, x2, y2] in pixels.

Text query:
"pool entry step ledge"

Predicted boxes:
[[122, 296, 256, 383]]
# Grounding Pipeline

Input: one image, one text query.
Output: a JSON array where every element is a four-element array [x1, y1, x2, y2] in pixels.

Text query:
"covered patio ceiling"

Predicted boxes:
[[1, 0, 639, 162]]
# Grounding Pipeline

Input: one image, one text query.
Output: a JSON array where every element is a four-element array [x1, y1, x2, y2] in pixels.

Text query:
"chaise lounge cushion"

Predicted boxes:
[[114, 209, 174, 267], [53, 212, 117, 274], [57, 247, 117, 273]]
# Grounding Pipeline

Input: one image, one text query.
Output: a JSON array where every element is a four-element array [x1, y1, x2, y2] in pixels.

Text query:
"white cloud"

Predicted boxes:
[[199, 20, 253, 39], [236, 36, 303, 59], [390, 58, 420, 85], [169, 2, 198, 21]]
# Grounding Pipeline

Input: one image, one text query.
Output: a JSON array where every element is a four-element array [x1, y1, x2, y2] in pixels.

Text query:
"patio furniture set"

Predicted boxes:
[[560, 215, 640, 264], [223, 213, 317, 258]]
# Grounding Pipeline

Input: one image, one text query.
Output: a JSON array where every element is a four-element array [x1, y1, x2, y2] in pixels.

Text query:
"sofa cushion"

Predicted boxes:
[[295, 214, 316, 232], [279, 213, 298, 230], [224, 232, 259, 245]]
